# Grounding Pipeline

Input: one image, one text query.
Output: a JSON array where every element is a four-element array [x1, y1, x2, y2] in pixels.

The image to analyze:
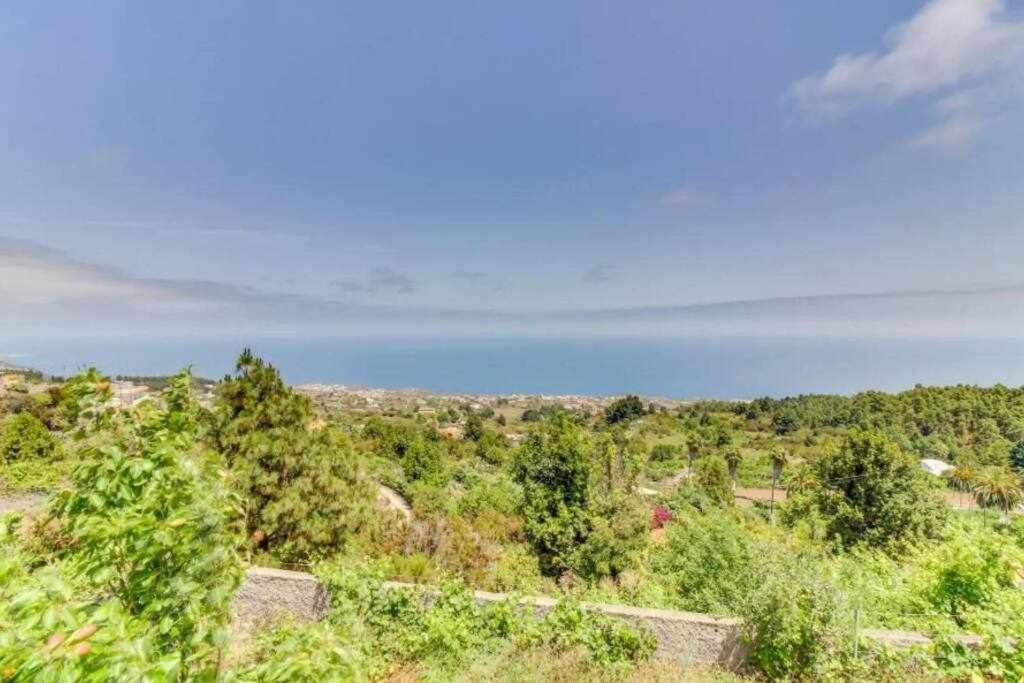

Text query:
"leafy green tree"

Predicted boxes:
[[1009, 440, 1024, 475], [464, 412, 484, 441], [686, 434, 703, 473], [54, 369, 243, 676], [210, 350, 375, 562], [807, 430, 946, 550], [400, 433, 445, 484], [604, 395, 645, 425], [514, 415, 645, 579], [693, 455, 733, 506], [772, 411, 798, 436], [0, 412, 59, 462], [513, 414, 594, 576]]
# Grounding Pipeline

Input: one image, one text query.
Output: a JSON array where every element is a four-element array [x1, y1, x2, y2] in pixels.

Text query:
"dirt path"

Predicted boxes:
[[377, 484, 412, 520], [0, 492, 48, 516]]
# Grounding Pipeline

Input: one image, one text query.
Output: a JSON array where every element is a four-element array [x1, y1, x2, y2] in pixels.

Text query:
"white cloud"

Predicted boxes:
[[789, 0, 1024, 148], [791, 0, 1022, 111]]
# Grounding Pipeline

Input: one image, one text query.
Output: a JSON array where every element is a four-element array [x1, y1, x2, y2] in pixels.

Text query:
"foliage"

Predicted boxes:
[[906, 522, 1024, 627], [10, 354, 1024, 680], [514, 415, 645, 580], [972, 466, 1023, 518], [464, 412, 484, 441], [0, 514, 180, 681], [932, 619, 1024, 683], [1011, 439, 1024, 474], [53, 369, 244, 676], [513, 414, 595, 576], [475, 429, 509, 465], [803, 430, 946, 550], [649, 443, 678, 463], [234, 618, 363, 682], [210, 350, 376, 563], [693, 455, 733, 506], [650, 509, 756, 614], [741, 548, 851, 681], [723, 447, 742, 485], [55, 368, 112, 431], [0, 457, 69, 494], [650, 505, 672, 530], [571, 493, 649, 580], [605, 395, 645, 425], [317, 561, 655, 676], [0, 412, 59, 463]]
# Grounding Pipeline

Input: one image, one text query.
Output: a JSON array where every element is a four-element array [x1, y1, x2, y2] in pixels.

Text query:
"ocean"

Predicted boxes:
[[4, 335, 1024, 399]]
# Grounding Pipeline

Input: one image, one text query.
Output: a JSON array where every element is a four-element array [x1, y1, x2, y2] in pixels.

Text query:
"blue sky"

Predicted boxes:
[[2, 0, 1024, 337]]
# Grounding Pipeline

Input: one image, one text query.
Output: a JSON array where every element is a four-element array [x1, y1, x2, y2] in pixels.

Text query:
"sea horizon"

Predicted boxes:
[[4, 334, 1024, 400]]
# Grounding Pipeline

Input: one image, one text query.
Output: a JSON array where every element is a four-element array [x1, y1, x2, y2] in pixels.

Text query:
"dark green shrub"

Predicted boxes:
[[0, 412, 59, 462], [605, 395, 645, 425], [649, 443, 678, 463], [513, 414, 594, 576]]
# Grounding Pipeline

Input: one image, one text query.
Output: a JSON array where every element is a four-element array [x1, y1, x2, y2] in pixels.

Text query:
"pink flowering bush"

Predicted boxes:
[[650, 505, 672, 530]]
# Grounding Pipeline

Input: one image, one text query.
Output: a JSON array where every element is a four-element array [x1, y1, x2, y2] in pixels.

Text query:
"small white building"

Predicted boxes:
[[920, 458, 954, 477]]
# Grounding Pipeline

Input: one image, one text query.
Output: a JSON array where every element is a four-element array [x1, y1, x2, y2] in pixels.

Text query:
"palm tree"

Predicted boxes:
[[724, 447, 743, 492], [972, 467, 1023, 522], [769, 447, 789, 525], [945, 465, 975, 510]]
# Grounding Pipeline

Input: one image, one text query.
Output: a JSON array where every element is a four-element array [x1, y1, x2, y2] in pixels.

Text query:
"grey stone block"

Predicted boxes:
[[233, 567, 330, 629]]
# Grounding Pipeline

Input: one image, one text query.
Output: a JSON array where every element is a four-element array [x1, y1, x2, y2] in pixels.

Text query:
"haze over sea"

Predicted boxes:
[[5, 336, 1024, 399]]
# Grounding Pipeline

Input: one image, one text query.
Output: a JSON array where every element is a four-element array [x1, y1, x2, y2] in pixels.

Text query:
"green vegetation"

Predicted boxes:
[[791, 430, 947, 550], [210, 349, 376, 564], [0, 412, 59, 463], [605, 394, 646, 424], [3, 357, 1024, 680]]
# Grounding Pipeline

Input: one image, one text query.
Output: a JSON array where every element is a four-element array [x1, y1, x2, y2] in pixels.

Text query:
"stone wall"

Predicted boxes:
[[233, 567, 330, 632], [235, 568, 988, 669]]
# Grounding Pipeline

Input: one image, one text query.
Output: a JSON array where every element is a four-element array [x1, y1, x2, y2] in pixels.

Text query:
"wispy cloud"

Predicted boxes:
[[332, 267, 416, 295], [582, 263, 616, 284], [8, 237, 1024, 339], [660, 184, 705, 207], [911, 111, 985, 152], [0, 238, 241, 311], [788, 0, 1024, 148], [452, 270, 503, 292]]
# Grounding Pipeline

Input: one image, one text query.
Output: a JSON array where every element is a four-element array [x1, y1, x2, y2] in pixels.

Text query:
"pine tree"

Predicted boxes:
[[210, 350, 375, 562]]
